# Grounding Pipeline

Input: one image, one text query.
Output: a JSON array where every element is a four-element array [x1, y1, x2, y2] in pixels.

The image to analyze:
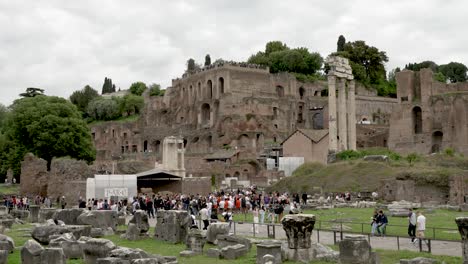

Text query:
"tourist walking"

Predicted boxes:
[[60, 196, 67, 209], [199, 204, 210, 230], [259, 205, 265, 224], [252, 206, 259, 234], [408, 208, 417, 242], [414, 211, 427, 245]]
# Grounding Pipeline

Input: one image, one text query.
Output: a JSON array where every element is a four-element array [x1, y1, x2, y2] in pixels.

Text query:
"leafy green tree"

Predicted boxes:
[[129, 82, 147, 96], [247, 42, 323, 77], [86, 98, 121, 121], [265, 41, 288, 55], [121, 94, 144, 116], [7, 96, 95, 170], [439, 62, 468, 83], [148, 83, 165, 96], [336, 40, 389, 84], [405, 61, 438, 72], [187, 58, 196, 73], [101, 77, 115, 94], [337, 35, 346, 52], [247, 52, 270, 65], [204, 54, 211, 66], [0, 104, 8, 130], [69, 85, 99, 114], [433, 72, 446, 82], [20, 87, 45, 98]]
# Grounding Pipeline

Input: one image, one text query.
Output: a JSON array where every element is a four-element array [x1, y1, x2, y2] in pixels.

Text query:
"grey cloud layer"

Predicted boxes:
[[0, 0, 466, 105]]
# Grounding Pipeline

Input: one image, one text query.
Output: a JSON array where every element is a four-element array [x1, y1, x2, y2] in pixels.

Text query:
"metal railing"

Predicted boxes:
[[204, 220, 461, 255]]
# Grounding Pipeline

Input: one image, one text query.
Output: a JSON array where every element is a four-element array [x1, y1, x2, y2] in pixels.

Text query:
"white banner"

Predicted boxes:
[[104, 188, 128, 197]]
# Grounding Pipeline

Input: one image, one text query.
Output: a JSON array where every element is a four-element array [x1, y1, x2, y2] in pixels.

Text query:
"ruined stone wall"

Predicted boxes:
[[356, 124, 389, 148], [20, 153, 48, 196], [389, 69, 468, 155], [20, 154, 92, 206], [181, 177, 211, 196], [380, 179, 449, 204]]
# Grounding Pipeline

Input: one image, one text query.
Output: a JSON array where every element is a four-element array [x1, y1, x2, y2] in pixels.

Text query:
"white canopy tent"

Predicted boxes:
[[86, 174, 137, 201]]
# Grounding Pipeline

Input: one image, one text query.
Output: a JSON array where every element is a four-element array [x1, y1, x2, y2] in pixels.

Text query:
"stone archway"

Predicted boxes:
[[412, 106, 422, 134]]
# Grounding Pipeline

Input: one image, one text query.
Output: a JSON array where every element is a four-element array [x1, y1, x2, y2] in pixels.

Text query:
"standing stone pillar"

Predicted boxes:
[[337, 78, 348, 152], [29, 205, 40, 223], [326, 56, 355, 156], [281, 214, 316, 262], [456, 217, 468, 264], [327, 75, 338, 154], [347, 80, 357, 150]]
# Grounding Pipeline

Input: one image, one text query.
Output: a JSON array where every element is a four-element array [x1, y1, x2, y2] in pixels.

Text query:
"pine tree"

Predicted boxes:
[[204, 54, 211, 66], [337, 35, 346, 52], [102, 77, 108, 94]]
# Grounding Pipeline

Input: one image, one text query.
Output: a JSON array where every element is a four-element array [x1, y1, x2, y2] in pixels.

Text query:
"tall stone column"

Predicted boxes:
[[347, 80, 357, 150], [327, 75, 338, 153], [337, 78, 347, 152], [456, 217, 468, 264]]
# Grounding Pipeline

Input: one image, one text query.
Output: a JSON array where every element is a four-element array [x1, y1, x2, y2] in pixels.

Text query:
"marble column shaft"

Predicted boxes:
[[327, 75, 337, 153], [347, 80, 357, 150], [337, 78, 347, 152]]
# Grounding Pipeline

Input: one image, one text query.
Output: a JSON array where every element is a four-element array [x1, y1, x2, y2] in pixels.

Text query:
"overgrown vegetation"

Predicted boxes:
[[336, 148, 401, 161], [248, 41, 324, 82], [270, 148, 468, 194]]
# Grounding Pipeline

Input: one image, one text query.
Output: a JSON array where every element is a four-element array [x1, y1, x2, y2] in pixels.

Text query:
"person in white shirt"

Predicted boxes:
[[414, 211, 427, 245], [199, 205, 210, 230]]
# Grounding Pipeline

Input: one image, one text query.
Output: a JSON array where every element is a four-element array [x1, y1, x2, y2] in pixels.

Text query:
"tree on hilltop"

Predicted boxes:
[[129, 82, 147, 96], [101, 77, 116, 94], [20, 87, 45, 98], [69, 85, 99, 115], [337, 35, 346, 52], [247, 41, 323, 79], [204, 54, 211, 66]]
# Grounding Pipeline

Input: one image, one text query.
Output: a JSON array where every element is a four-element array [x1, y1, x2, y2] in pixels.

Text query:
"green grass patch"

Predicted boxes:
[[88, 114, 139, 125], [0, 184, 20, 195]]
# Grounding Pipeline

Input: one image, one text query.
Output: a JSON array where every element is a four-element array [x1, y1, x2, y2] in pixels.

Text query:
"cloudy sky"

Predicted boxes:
[[0, 0, 466, 106]]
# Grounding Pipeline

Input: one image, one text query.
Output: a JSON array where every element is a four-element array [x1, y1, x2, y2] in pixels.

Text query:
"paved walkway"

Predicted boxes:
[[145, 218, 462, 257]]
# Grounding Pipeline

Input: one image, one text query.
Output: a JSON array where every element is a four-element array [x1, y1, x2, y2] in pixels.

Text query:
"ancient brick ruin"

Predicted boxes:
[[90, 61, 397, 188], [389, 68, 468, 155]]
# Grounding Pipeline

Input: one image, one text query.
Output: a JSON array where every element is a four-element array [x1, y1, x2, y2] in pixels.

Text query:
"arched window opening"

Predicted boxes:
[[197, 82, 201, 100], [412, 107, 423, 134], [313, 112, 324, 130], [237, 134, 250, 149], [273, 107, 278, 119], [276, 86, 284, 97], [207, 80, 213, 99], [201, 103, 211, 126], [431, 131, 443, 153], [154, 140, 161, 154], [218, 77, 224, 95], [299, 87, 305, 99]]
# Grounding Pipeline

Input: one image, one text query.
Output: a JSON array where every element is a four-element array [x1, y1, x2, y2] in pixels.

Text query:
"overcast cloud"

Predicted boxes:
[[0, 0, 466, 106]]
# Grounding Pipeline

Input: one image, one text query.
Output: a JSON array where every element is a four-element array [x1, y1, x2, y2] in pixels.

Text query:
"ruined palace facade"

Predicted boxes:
[[91, 62, 396, 186], [388, 69, 468, 155]]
